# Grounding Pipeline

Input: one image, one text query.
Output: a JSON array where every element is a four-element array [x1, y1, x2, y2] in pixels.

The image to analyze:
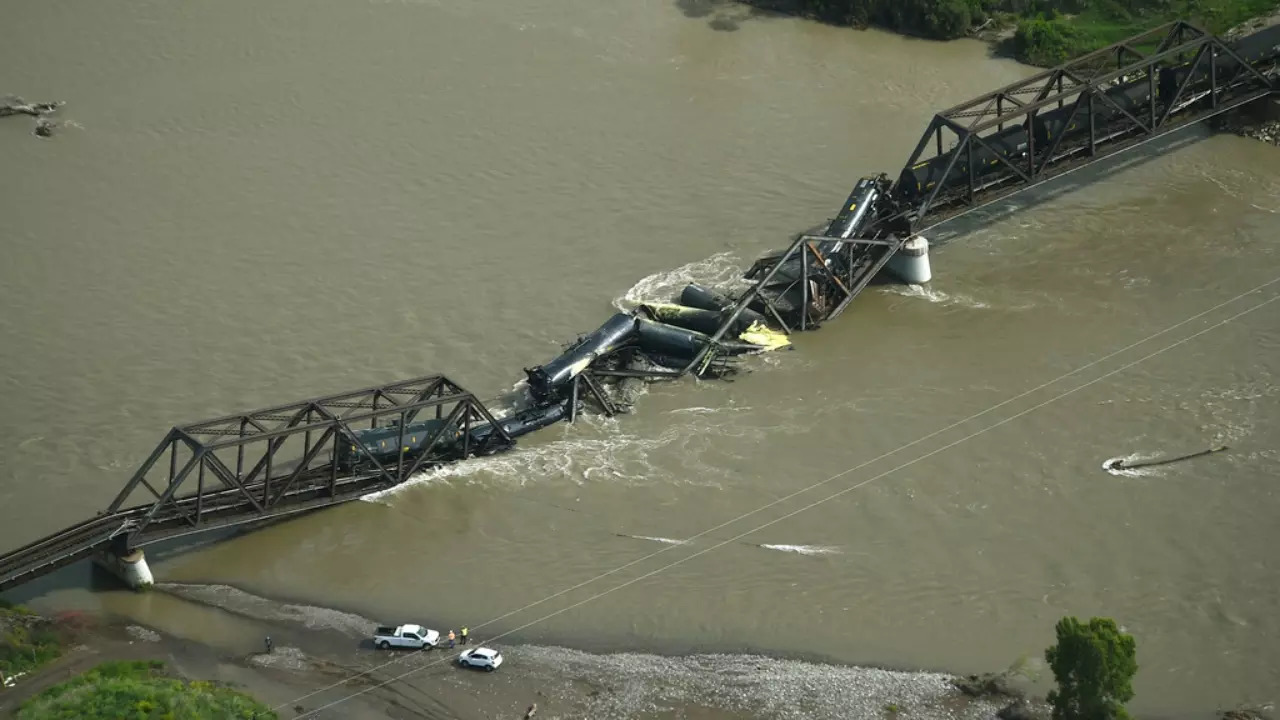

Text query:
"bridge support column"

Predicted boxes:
[[886, 235, 932, 285], [93, 548, 154, 591]]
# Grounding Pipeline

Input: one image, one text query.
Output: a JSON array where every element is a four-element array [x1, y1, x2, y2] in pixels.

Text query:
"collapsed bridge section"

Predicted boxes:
[[518, 21, 1280, 419]]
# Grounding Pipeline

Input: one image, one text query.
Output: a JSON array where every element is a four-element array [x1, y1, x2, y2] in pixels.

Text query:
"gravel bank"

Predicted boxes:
[[507, 645, 1010, 720]]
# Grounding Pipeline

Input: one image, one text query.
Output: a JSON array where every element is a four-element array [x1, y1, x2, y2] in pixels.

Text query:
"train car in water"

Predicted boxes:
[[337, 417, 464, 470], [893, 24, 1280, 211]]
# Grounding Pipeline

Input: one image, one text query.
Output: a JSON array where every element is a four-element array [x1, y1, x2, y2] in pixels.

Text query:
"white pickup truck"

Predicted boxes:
[[373, 624, 440, 650]]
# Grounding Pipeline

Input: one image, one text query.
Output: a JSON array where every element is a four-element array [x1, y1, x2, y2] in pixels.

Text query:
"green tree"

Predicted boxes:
[[1045, 616, 1138, 720]]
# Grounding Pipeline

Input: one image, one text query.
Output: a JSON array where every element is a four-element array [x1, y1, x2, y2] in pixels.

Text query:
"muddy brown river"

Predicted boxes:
[[2, 1, 1278, 718]]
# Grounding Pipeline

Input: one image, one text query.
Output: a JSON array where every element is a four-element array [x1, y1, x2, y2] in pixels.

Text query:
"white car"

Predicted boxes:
[[373, 624, 440, 650], [457, 646, 503, 671]]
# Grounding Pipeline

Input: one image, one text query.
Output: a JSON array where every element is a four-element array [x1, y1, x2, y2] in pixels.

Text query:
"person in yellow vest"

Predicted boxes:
[[448, 629, 456, 648], [460, 627, 469, 645]]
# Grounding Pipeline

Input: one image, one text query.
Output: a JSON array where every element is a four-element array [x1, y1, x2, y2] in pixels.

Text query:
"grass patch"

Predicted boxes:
[[1, 606, 64, 680], [17, 660, 277, 720], [1009, 0, 1280, 65], [751, 1, 1280, 65]]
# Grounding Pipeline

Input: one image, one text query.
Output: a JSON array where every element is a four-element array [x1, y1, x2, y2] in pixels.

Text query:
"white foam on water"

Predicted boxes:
[[758, 543, 843, 556], [126, 625, 161, 643], [667, 405, 752, 416], [613, 251, 753, 310], [157, 583, 375, 637], [1101, 452, 1166, 478], [360, 415, 735, 503], [618, 534, 689, 545], [1189, 378, 1279, 445], [881, 283, 993, 310]]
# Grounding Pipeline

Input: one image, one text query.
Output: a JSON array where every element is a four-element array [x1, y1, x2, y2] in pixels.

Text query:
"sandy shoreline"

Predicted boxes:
[[2, 582, 1028, 720]]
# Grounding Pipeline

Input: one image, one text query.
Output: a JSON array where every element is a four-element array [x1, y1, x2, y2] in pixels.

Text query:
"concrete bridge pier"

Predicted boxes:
[[887, 235, 932, 285], [92, 548, 154, 591]]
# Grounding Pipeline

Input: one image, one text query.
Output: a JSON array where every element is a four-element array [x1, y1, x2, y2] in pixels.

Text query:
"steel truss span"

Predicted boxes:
[[0, 375, 510, 592], [890, 20, 1279, 230]]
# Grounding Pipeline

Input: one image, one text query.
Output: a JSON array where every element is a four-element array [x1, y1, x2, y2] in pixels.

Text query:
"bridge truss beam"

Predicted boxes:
[[894, 20, 1277, 228], [674, 231, 903, 376], [0, 375, 512, 592], [104, 374, 512, 549]]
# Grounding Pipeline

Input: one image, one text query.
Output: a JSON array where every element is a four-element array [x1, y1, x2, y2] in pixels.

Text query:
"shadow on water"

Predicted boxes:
[[674, 0, 786, 32], [732, 123, 1218, 283], [0, 563, 115, 606], [0, 512, 328, 605], [918, 123, 1215, 247], [0, 534, 252, 606]]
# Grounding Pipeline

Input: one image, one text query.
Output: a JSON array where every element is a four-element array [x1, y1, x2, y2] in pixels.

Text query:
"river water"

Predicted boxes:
[[2, 1, 1278, 717]]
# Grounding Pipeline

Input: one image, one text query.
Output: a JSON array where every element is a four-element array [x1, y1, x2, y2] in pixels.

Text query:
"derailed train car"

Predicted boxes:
[[336, 402, 570, 471], [523, 302, 790, 405], [732, 173, 902, 326], [336, 417, 466, 470], [518, 177, 898, 407], [893, 24, 1280, 209], [514, 23, 1279, 432]]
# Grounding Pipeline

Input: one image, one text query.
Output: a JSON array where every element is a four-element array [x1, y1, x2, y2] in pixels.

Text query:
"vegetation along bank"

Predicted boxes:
[[2, 602, 275, 720], [739, 0, 1280, 66]]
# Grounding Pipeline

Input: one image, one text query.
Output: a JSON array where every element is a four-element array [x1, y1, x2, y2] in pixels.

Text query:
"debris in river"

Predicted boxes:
[[1219, 705, 1274, 720], [1102, 445, 1229, 473], [1, 95, 66, 137], [952, 671, 1020, 699]]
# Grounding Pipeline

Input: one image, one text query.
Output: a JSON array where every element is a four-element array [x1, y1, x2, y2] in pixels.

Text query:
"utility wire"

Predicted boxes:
[[276, 278, 1280, 718]]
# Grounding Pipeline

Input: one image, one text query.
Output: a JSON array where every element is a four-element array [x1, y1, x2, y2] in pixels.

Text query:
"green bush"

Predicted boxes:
[[812, 0, 992, 38], [17, 660, 277, 720], [1011, 16, 1090, 65], [772, 0, 1280, 64], [1044, 616, 1138, 720]]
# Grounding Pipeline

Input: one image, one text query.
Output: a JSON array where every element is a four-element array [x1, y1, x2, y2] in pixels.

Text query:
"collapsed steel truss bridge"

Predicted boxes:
[[1, 20, 1276, 593], [671, 20, 1278, 376]]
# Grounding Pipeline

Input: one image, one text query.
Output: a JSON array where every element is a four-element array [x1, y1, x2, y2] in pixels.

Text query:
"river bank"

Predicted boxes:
[[731, 0, 1280, 66], [9, 586, 1278, 719], [2, 586, 1029, 720], [1217, 109, 1280, 146]]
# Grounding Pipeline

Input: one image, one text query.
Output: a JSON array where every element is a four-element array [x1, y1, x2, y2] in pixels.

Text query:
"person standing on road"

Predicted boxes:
[[447, 630, 456, 648], [460, 627, 469, 645]]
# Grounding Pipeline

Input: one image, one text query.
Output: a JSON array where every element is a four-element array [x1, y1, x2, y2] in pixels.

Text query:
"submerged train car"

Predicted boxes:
[[337, 417, 464, 470]]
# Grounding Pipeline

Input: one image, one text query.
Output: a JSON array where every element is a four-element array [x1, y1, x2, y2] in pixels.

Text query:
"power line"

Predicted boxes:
[[278, 277, 1279, 717]]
